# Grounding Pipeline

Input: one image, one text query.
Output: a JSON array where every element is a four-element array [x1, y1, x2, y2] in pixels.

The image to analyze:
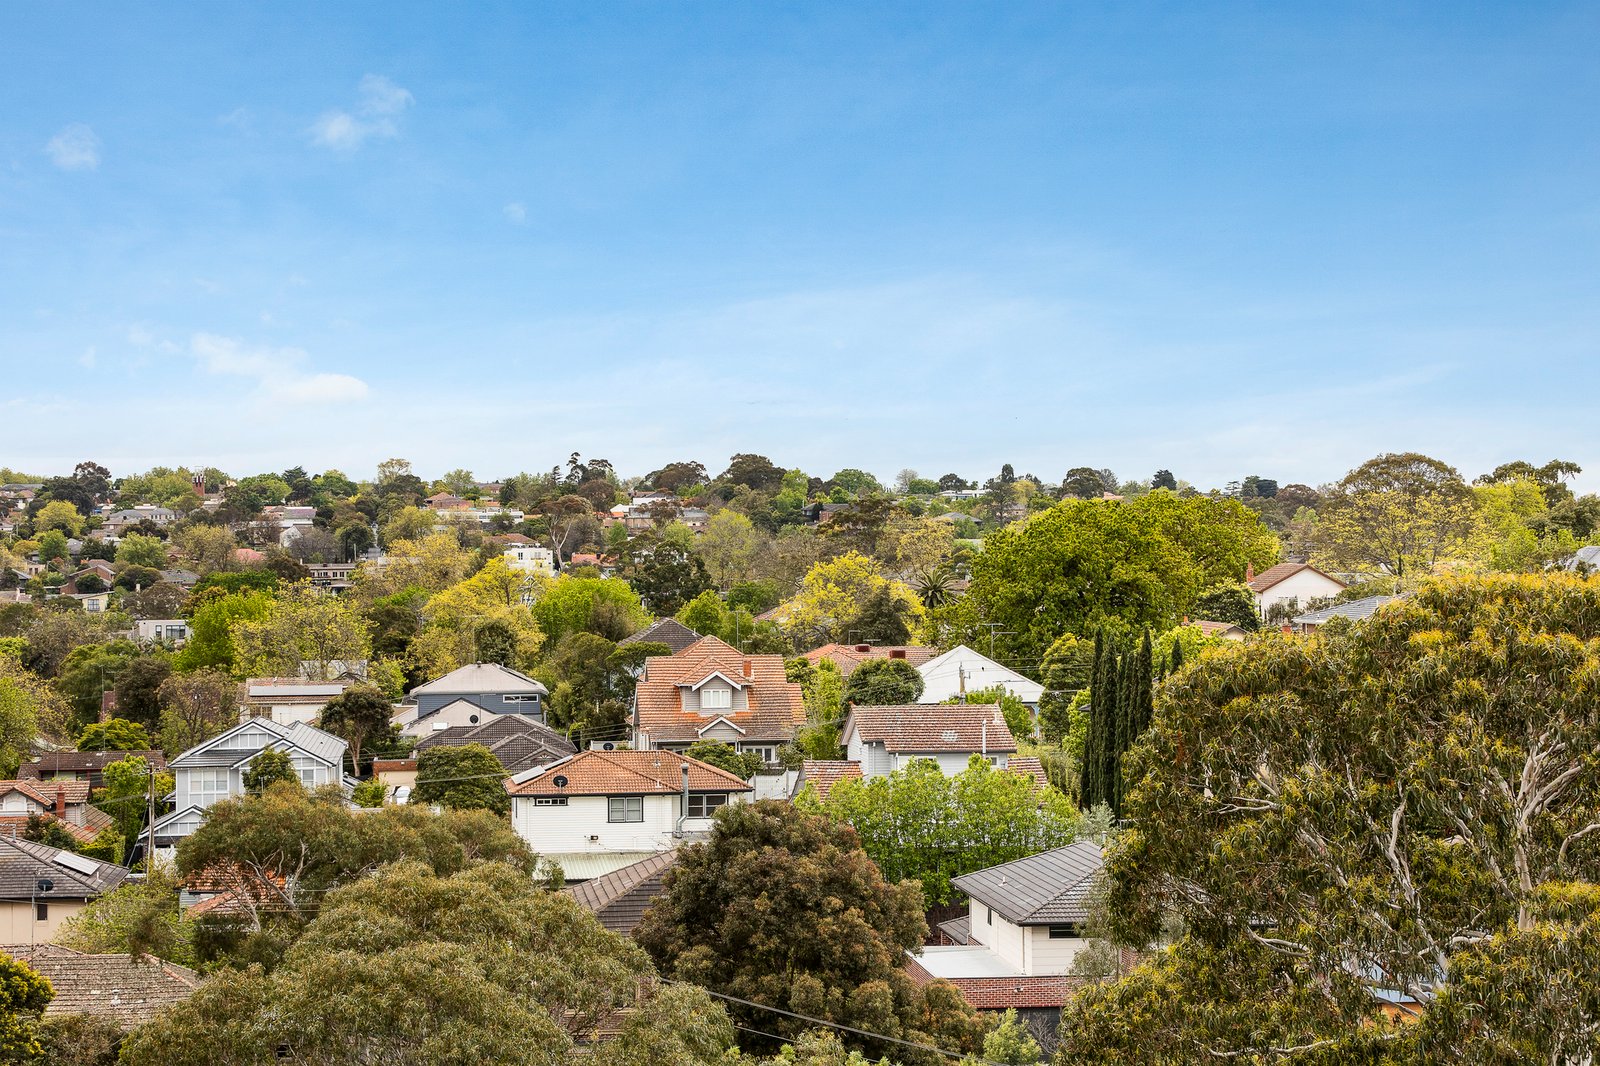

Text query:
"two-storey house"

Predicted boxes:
[[840, 703, 1016, 777], [506, 750, 752, 880], [148, 719, 349, 854], [632, 637, 804, 764], [399, 662, 549, 735]]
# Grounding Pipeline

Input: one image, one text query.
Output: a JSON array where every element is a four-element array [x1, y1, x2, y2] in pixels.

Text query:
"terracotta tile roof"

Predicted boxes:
[[17, 750, 167, 779], [1192, 619, 1247, 637], [634, 639, 804, 745], [1246, 561, 1345, 594], [1003, 757, 1049, 790], [0, 815, 99, 844], [563, 850, 677, 934], [506, 750, 753, 797], [905, 956, 1081, 1009], [843, 704, 1017, 755], [793, 760, 863, 801], [0, 781, 55, 806], [372, 759, 417, 773], [802, 643, 939, 677], [7, 946, 200, 1024]]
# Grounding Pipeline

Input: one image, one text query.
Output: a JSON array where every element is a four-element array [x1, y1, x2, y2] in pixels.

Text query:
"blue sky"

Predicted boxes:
[[3, 2, 1599, 489]]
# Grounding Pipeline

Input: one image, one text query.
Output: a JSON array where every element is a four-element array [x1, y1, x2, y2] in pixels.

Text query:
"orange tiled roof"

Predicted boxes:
[[844, 704, 1018, 754], [506, 750, 753, 797], [796, 760, 862, 800], [802, 643, 938, 678], [1247, 561, 1345, 594], [635, 638, 804, 745], [1004, 756, 1049, 790]]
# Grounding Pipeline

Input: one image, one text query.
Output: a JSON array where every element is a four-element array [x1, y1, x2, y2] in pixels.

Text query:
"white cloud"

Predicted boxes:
[[45, 124, 100, 170], [311, 74, 413, 151], [503, 202, 528, 224], [190, 332, 369, 404]]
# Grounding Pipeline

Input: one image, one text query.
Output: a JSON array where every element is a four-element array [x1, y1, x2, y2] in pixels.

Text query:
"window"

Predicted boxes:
[[1048, 924, 1078, 939], [533, 797, 568, 807], [191, 768, 230, 807], [35, 902, 48, 922], [299, 768, 318, 788], [503, 694, 538, 704], [686, 793, 728, 818], [740, 745, 775, 763], [986, 906, 993, 926], [608, 796, 644, 822], [701, 686, 731, 710]]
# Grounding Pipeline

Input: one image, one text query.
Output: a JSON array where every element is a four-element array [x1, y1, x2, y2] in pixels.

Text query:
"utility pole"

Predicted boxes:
[[146, 763, 157, 873]]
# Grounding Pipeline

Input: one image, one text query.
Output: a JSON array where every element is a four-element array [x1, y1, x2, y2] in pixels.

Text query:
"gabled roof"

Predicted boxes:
[[506, 750, 752, 798], [170, 717, 346, 769], [619, 618, 702, 653], [843, 704, 1018, 755], [412, 712, 576, 775], [563, 850, 678, 933], [792, 760, 863, 801], [409, 662, 549, 697], [634, 641, 804, 744], [1004, 756, 1049, 790], [0, 836, 129, 900], [17, 750, 168, 778], [1246, 561, 1347, 594], [951, 842, 1104, 925], [916, 645, 1044, 702], [7, 946, 200, 1024], [1292, 595, 1405, 627]]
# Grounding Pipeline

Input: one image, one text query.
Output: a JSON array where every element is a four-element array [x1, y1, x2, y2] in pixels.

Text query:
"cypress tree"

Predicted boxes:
[[1170, 637, 1184, 674], [1080, 631, 1105, 806], [1108, 650, 1129, 817], [1135, 629, 1155, 738]]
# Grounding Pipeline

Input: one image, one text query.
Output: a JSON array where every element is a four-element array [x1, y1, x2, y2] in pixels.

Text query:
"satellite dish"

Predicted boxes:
[[601, 742, 616, 751], [552, 775, 568, 788], [36, 878, 53, 893]]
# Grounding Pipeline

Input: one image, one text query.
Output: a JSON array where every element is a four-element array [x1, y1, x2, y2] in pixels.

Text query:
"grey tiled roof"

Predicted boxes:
[[619, 618, 702, 654], [951, 842, 1104, 926], [563, 850, 677, 934], [0, 837, 128, 902], [410, 663, 548, 697], [414, 713, 575, 774]]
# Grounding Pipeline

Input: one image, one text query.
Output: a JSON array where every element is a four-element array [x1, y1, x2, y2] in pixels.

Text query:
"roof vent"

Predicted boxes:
[[941, 730, 959, 743]]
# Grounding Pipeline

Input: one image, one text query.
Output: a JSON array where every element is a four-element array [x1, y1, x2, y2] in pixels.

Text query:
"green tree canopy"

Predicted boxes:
[[635, 800, 986, 1064], [681, 740, 764, 779], [317, 685, 394, 775], [412, 744, 510, 815], [0, 950, 53, 1062], [76, 717, 151, 752], [842, 658, 924, 707], [1067, 575, 1600, 1062]]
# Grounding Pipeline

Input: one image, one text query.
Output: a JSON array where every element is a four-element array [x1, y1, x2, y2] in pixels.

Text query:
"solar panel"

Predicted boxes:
[[53, 851, 100, 876]]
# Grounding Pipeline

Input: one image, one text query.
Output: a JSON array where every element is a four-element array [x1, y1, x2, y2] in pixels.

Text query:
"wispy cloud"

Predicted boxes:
[[503, 202, 528, 225], [45, 124, 100, 170], [190, 333, 369, 404], [311, 75, 413, 151]]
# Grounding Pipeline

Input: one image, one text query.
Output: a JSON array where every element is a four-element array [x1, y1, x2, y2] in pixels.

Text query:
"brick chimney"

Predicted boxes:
[[1246, 562, 1256, 582], [855, 644, 871, 654], [54, 786, 66, 819], [741, 659, 752, 680], [888, 649, 905, 660]]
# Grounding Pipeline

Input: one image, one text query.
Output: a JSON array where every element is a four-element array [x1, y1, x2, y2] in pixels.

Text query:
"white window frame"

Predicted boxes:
[[299, 767, 318, 788], [686, 793, 729, 818], [532, 797, 568, 807], [739, 745, 775, 763], [191, 768, 231, 807], [701, 686, 731, 710], [608, 796, 644, 823]]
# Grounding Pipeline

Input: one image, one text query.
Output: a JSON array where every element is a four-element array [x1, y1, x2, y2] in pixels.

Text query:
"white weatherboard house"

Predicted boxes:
[[506, 750, 752, 880], [841, 704, 1017, 777], [916, 645, 1044, 707], [1246, 562, 1347, 615], [148, 719, 350, 856]]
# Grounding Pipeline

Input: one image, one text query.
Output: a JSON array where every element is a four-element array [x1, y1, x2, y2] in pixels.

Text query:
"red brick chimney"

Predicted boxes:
[[54, 786, 66, 819], [1246, 562, 1256, 582], [741, 659, 752, 680]]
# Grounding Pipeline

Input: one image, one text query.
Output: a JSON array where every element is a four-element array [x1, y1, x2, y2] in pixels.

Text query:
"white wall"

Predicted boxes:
[[1024, 926, 1090, 973], [511, 792, 746, 855], [1255, 569, 1345, 612], [969, 900, 1028, 970], [889, 752, 1005, 775]]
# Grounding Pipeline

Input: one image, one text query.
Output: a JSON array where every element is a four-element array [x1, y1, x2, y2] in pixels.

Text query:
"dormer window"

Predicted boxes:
[[702, 686, 731, 710]]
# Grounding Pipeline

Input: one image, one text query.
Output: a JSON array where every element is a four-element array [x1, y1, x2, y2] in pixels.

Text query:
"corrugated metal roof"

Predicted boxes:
[[951, 842, 1104, 925], [1292, 595, 1404, 626]]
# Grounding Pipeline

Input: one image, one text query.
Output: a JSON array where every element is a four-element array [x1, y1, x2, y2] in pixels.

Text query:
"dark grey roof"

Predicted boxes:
[[0, 837, 129, 902], [563, 850, 677, 933], [414, 713, 576, 774], [951, 842, 1103, 926], [1292, 595, 1404, 627], [619, 618, 702, 654]]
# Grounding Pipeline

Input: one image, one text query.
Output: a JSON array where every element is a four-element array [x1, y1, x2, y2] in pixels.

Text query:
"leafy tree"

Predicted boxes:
[[53, 639, 141, 728], [413, 744, 509, 815], [0, 950, 53, 1061], [983, 1008, 1042, 1064], [409, 556, 546, 676], [1191, 581, 1260, 631], [109, 655, 170, 734], [720, 453, 786, 493], [800, 758, 1079, 906], [0, 649, 62, 758], [77, 717, 151, 751], [531, 573, 647, 644], [122, 861, 724, 1066], [842, 658, 924, 706], [955, 686, 1033, 745], [231, 581, 370, 682], [23, 812, 83, 852], [172, 524, 239, 576], [317, 685, 395, 776], [783, 552, 925, 646], [34, 529, 69, 566], [1070, 576, 1600, 1062], [35, 498, 86, 535], [1060, 467, 1112, 499], [636, 800, 986, 1063], [115, 533, 170, 570], [620, 532, 713, 615], [242, 750, 299, 794], [936, 474, 971, 492], [1151, 469, 1177, 491], [682, 740, 764, 779], [155, 669, 240, 754], [37, 1011, 124, 1066], [99, 755, 172, 858], [698, 510, 765, 589], [173, 590, 273, 674], [1315, 451, 1478, 580]]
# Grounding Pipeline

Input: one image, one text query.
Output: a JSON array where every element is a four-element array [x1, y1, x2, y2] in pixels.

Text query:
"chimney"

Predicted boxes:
[[1281, 624, 1293, 636], [741, 659, 752, 680], [888, 649, 905, 660], [855, 644, 871, 654], [1245, 562, 1256, 582], [53, 787, 66, 819]]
